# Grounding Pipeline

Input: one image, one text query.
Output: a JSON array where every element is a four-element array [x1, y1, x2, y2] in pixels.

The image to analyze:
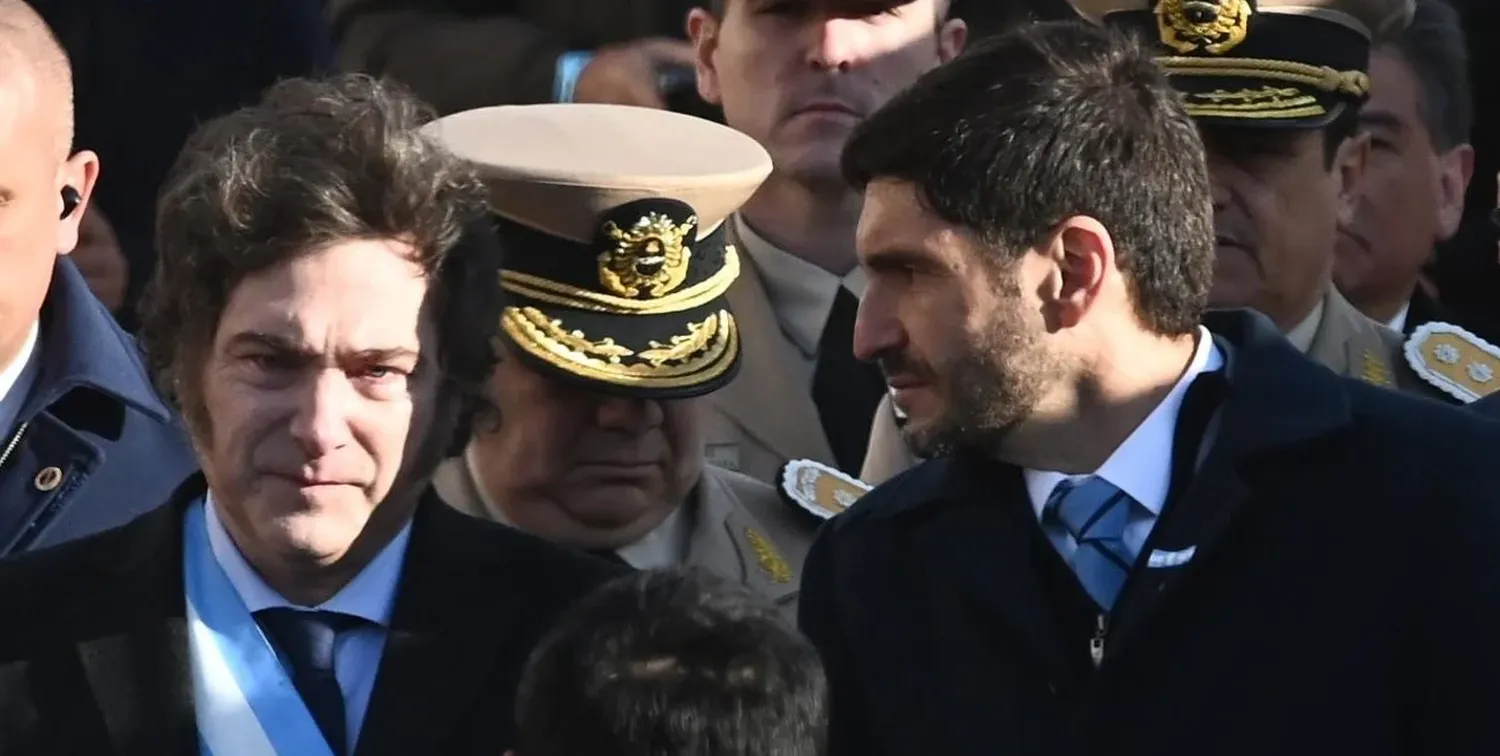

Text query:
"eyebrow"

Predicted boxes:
[[1358, 110, 1405, 132], [224, 331, 421, 363]]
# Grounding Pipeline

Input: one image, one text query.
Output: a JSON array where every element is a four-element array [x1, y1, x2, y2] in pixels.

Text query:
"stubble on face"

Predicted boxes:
[[896, 272, 1057, 459]]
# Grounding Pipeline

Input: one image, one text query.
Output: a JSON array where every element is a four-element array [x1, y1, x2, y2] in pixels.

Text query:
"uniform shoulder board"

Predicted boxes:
[[777, 459, 873, 521], [1403, 321, 1500, 404]]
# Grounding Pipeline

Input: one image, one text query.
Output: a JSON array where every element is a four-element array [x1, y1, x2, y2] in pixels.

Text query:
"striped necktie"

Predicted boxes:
[[1044, 476, 1137, 611]]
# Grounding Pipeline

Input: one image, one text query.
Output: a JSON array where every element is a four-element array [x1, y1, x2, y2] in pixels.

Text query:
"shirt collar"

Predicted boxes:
[[734, 215, 866, 356], [1283, 295, 1327, 354], [1024, 326, 1225, 518], [1386, 300, 1411, 333], [204, 491, 410, 625], [0, 320, 42, 434]]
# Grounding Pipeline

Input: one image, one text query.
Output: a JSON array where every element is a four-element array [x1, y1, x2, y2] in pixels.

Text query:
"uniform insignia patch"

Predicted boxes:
[[1403, 322, 1500, 403], [744, 527, 793, 584], [777, 458, 873, 521], [1360, 349, 1394, 388]]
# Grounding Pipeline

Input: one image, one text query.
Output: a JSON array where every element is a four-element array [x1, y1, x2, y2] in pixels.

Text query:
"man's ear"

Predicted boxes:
[[937, 17, 967, 63], [1333, 131, 1371, 229], [1435, 143, 1474, 240], [55, 149, 100, 256], [686, 9, 723, 106], [1045, 215, 1116, 330]]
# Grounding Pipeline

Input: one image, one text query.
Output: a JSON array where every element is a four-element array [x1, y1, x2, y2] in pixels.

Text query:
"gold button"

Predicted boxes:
[[33, 466, 63, 492]]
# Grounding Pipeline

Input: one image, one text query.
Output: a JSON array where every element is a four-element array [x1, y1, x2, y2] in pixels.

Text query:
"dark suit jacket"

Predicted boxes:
[[800, 308, 1500, 756], [0, 475, 624, 755]]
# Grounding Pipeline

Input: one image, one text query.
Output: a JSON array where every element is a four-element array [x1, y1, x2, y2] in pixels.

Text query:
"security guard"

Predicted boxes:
[[860, 0, 1496, 484], [424, 104, 839, 619]]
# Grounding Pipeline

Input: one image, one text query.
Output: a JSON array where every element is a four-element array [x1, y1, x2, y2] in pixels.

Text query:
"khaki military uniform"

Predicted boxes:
[[700, 223, 837, 483], [858, 286, 1482, 485], [433, 455, 814, 621]]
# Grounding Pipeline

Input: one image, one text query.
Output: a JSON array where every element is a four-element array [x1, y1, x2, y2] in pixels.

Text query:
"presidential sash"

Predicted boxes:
[[183, 500, 337, 756]]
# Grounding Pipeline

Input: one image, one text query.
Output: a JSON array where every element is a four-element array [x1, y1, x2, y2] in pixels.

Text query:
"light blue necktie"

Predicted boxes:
[[1045, 476, 1137, 611]]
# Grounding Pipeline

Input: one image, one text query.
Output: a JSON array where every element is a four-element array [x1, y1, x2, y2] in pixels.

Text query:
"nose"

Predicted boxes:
[[594, 394, 665, 432], [807, 17, 873, 72], [289, 370, 357, 458], [1206, 161, 1232, 212], [852, 289, 904, 364]]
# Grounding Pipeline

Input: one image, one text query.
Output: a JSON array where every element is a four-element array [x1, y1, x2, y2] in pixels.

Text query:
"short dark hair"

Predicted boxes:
[[842, 20, 1213, 336], [515, 568, 827, 756], [140, 74, 500, 455], [1377, 0, 1471, 150]]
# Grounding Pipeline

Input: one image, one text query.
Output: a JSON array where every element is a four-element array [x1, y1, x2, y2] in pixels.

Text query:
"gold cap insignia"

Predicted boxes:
[[1156, 0, 1253, 55], [1403, 322, 1500, 404], [744, 527, 794, 584], [598, 212, 695, 299], [778, 459, 873, 521]]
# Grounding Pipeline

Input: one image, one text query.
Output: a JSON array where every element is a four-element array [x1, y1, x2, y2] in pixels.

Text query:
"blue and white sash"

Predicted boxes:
[[184, 500, 337, 756]]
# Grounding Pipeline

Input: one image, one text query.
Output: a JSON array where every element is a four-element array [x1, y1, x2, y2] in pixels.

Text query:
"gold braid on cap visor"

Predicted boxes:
[[1160, 57, 1371, 119], [500, 244, 742, 315], [501, 306, 739, 389]]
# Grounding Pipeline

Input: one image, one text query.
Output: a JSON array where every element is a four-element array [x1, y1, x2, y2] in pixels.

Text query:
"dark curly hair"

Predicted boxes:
[[138, 73, 500, 456]]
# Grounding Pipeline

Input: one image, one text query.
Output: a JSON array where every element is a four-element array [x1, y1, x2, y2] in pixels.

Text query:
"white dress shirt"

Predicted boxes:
[[734, 215, 867, 362], [1024, 327, 1224, 560], [462, 445, 689, 569], [0, 321, 42, 437], [205, 494, 411, 754], [1386, 301, 1411, 334]]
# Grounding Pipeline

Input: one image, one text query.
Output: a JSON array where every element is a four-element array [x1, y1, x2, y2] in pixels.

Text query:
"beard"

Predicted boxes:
[[892, 294, 1057, 459]]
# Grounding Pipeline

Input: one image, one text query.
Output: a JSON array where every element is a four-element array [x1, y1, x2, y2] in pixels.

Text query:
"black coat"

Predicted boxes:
[[0, 474, 624, 755], [800, 308, 1500, 756]]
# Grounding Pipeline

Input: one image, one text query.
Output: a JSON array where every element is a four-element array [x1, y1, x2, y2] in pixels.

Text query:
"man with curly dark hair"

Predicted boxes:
[[0, 73, 623, 755]]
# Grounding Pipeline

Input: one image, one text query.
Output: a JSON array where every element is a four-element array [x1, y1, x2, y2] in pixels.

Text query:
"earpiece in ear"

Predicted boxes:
[[60, 186, 81, 219]]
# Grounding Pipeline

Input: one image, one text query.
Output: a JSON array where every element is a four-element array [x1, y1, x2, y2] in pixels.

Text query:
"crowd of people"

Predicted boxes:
[[0, 0, 1498, 753]]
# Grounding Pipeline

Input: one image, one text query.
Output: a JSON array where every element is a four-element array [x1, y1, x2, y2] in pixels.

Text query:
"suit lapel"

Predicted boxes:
[[916, 458, 1074, 684], [72, 477, 200, 754], [355, 494, 524, 756], [713, 227, 835, 462], [1108, 312, 1351, 654]]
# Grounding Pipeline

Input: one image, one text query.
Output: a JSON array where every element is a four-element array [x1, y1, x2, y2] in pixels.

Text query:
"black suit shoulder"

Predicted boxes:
[[433, 504, 626, 596]]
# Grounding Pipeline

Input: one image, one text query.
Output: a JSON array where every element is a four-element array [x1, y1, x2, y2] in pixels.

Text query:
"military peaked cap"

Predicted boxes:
[[423, 104, 773, 399], [1070, 0, 1415, 127]]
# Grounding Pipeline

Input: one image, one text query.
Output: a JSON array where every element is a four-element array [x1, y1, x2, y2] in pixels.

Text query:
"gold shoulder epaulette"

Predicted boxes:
[[777, 459, 873, 520], [1403, 322, 1500, 403]]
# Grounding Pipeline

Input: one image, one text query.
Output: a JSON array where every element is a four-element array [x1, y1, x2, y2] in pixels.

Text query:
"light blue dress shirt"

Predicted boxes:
[[1024, 326, 1225, 560], [205, 495, 411, 755]]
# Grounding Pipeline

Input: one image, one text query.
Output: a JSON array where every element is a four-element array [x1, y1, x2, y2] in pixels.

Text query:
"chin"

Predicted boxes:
[[563, 485, 668, 530]]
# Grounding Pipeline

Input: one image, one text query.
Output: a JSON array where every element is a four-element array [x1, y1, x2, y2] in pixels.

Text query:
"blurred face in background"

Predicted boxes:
[[689, 0, 965, 190], [1334, 49, 1472, 317], [468, 348, 703, 551], [1201, 124, 1368, 331]]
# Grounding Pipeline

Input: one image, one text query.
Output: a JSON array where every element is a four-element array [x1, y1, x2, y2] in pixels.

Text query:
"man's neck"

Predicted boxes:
[[220, 498, 415, 607], [1349, 283, 1415, 326], [736, 175, 862, 276], [999, 330, 1200, 474]]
